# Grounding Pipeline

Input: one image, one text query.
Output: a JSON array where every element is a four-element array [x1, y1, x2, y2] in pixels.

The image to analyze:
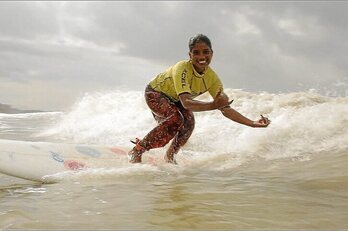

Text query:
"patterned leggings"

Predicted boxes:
[[140, 85, 195, 157]]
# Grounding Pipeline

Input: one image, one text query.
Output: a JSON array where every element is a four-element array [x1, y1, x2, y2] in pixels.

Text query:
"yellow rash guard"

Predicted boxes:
[[149, 60, 223, 102]]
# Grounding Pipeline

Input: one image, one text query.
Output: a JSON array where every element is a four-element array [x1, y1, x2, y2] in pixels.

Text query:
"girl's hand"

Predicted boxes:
[[213, 90, 230, 109], [252, 115, 271, 127]]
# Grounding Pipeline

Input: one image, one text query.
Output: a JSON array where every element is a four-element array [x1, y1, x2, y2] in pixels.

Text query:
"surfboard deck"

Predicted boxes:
[[0, 139, 133, 182]]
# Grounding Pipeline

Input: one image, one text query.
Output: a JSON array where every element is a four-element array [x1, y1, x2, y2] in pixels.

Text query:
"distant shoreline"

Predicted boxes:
[[0, 103, 44, 114]]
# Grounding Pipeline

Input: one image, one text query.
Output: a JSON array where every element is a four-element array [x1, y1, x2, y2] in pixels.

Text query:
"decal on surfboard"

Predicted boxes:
[[75, 146, 101, 158], [51, 151, 86, 170]]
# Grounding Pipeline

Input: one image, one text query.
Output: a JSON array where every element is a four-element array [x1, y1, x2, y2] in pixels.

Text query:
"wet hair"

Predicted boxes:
[[188, 34, 213, 52]]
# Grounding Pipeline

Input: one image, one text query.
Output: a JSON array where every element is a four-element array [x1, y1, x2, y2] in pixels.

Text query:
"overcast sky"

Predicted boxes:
[[0, 1, 347, 111]]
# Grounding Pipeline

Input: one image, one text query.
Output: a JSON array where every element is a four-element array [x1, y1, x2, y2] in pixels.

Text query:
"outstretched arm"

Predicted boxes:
[[220, 106, 270, 127], [179, 90, 270, 127]]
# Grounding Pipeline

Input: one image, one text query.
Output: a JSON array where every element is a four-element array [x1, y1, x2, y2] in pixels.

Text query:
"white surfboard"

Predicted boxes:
[[0, 139, 132, 182]]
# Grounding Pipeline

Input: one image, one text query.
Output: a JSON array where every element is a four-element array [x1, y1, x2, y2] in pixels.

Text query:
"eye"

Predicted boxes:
[[203, 50, 211, 55], [192, 50, 200, 55]]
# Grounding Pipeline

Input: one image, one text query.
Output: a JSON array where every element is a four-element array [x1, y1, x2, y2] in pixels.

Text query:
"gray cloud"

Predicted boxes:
[[0, 2, 60, 39], [0, 2, 347, 110]]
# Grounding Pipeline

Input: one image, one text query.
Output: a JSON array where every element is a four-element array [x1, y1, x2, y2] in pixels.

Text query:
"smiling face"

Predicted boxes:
[[189, 41, 213, 74]]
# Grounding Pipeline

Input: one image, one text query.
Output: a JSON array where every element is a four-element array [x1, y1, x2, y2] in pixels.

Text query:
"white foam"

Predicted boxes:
[[37, 88, 348, 172]]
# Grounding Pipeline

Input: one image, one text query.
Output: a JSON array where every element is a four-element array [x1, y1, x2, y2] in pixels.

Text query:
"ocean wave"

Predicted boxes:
[[35, 88, 347, 166]]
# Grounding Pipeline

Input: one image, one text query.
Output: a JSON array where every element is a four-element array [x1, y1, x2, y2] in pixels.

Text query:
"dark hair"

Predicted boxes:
[[188, 34, 213, 52]]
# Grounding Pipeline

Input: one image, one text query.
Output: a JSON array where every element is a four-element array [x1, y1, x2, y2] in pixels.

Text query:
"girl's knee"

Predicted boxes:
[[185, 113, 195, 131], [168, 111, 185, 130]]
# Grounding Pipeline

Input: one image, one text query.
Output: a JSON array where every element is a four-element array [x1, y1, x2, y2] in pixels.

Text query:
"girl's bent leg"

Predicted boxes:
[[165, 109, 195, 163], [142, 90, 185, 150], [128, 87, 184, 163]]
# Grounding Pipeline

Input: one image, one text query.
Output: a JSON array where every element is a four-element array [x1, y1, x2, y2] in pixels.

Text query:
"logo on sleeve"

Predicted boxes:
[[181, 69, 187, 88]]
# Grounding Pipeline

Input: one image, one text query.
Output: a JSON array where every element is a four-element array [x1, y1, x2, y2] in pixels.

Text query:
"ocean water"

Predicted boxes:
[[0, 88, 347, 229]]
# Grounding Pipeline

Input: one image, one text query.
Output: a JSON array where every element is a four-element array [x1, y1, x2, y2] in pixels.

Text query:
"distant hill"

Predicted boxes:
[[0, 103, 43, 114]]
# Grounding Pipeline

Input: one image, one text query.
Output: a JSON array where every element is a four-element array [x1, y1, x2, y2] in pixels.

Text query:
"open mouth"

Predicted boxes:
[[198, 60, 207, 64]]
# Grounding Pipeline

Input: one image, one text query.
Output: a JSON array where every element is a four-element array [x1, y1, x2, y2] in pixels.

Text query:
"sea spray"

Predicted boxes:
[[40, 88, 348, 169], [41, 90, 155, 145]]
